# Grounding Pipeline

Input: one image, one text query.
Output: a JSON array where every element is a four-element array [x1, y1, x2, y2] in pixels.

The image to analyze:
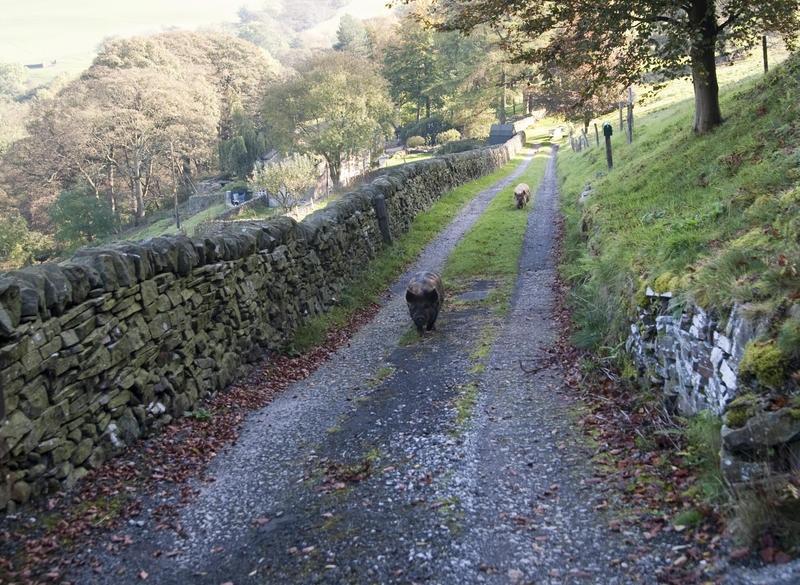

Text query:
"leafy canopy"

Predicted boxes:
[[262, 51, 394, 186], [399, 0, 800, 132]]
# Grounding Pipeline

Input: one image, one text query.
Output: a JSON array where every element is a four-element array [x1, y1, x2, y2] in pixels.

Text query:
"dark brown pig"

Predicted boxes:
[[513, 183, 531, 209], [405, 271, 444, 335]]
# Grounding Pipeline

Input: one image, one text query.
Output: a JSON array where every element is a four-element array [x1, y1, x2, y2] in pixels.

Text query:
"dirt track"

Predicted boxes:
[[54, 146, 800, 585]]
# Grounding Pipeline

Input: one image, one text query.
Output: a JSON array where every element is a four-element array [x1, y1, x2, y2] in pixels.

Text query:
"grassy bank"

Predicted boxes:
[[558, 49, 800, 360], [557, 46, 800, 552]]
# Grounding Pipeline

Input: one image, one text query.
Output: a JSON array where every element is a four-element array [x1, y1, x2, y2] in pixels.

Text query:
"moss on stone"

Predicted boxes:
[[634, 281, 649, 309], [653, 271, 676, 294], [738, 340, 789, 388], [724, 393, 764, 429]]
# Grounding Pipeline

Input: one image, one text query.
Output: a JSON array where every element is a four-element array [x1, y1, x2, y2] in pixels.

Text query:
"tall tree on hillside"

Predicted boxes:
[[262, 51, 395, 187], [0, 87, 107, 231], [95, 32, 281, 141], [400, 0, 800, 133], [526, 25, 630, 128], [383, 19, 443, 121], [333, 14, 372, 56], [0, 61, 26, 99], [383, 10, 506, 136], [83, 66, 218, 223], [49, 182, 114, 245], [1, 64, 218, 229]]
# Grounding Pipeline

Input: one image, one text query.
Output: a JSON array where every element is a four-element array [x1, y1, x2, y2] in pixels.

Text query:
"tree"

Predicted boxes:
[[250, 154, 318, 212], [262, 51, 395, 187], [80, 66, 219, 223], [49, 183, 114, 245], [383, 19, 442, 121], [0, 209, 55, 268], [0, 61, 25, 99], [403, 0, 800, 133], [238, 21, 291, 56], [95, 32, 281, 142], [383, 9, 505, 135], [333, 14, 372, 56], [219, 136, 252, 179], [526, 27, 629, 129]]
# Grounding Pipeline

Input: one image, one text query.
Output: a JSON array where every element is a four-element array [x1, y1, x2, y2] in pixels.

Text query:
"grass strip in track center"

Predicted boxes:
[[443, 143, 552, 319], [291, 142, 539, 351]]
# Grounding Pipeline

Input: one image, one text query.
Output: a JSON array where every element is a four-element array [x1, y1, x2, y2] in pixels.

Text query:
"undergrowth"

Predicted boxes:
[[558, 49, 800, 359]]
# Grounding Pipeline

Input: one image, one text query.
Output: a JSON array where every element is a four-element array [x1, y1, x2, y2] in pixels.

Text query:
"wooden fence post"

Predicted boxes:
[[594, 123, 600, 147], [373, 194, 392, 244], [603, 122, 613, 170]]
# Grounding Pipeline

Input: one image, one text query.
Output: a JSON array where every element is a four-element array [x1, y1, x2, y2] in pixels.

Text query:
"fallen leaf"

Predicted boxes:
[[728, 547, 749, 560], [138, 570, 149, 580]]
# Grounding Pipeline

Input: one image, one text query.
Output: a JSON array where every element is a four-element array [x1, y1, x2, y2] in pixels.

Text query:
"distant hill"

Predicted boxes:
[[0, 0, 392, 85]]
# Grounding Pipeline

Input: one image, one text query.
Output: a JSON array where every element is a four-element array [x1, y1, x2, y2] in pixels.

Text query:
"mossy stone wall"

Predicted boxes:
[[627, 289, 799, 486]]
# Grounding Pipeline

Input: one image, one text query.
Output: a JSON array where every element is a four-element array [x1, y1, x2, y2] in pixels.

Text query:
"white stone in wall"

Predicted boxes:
[[710, 346, 724, 369], [720, 359, 738, 391], [690, 307, 708, 339], [655, 315, 671, 332], [691, 371, 703, 393]]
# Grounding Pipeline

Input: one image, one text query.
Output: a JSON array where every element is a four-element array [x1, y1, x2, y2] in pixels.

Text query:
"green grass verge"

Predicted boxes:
[[291, 144, 537, 350], [444, 144, 551, 317]]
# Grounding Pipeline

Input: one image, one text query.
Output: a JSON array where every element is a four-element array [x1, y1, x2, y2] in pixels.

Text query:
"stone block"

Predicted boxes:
[[11, 480, 31, 504], [1, 410, 33, 450], [722, 408, 800, 450], [720, 360, 737, 391], [71, 437, 94, 465], [20, 381, 49, 418]]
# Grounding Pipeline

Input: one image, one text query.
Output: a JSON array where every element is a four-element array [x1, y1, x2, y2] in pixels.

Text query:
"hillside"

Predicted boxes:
[[557, 47, 800, 553], [559, 48, 799, 363], [0, 0, 393, 85]]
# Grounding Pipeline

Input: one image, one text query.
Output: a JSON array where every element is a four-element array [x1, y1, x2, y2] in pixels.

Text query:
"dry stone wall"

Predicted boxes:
[[0, 135, 524, 512], [626, 289, 800, 486], [626, 288, 759, 416]]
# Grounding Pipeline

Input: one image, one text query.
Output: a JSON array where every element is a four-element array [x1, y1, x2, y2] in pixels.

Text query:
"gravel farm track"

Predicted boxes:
[[3, 145, 799, 585]]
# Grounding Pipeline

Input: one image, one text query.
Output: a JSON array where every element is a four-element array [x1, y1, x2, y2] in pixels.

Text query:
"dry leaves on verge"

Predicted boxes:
[[0, 302, 382, 585]]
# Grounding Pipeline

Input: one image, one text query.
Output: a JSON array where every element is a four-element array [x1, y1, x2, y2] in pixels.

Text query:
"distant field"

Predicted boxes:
[[1, 0, 394, 85]]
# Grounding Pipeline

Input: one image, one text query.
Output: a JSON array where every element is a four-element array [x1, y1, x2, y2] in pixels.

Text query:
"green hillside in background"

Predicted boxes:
[[0, 0, 392, 85]]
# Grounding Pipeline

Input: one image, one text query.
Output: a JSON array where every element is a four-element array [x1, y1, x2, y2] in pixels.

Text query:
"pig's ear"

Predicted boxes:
[[405, 290, 416, 303], [425, 289, 439, 303]]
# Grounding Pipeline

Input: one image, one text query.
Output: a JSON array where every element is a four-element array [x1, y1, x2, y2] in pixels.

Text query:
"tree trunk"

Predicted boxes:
[[689, 0, 723, 133], [107, 160, 116, 218], [499, 68, 507, 124], [134, 158, 145, 223], [327, 154, 342, 189]]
